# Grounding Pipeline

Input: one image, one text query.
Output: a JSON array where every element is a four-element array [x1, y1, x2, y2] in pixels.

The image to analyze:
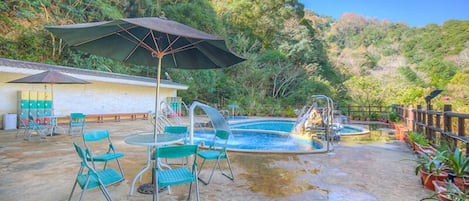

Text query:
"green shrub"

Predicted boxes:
[[408, 132, 430, 146]]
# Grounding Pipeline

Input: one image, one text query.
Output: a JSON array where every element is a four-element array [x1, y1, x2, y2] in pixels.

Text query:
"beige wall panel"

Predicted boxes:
[[0, 72, 180, 127]]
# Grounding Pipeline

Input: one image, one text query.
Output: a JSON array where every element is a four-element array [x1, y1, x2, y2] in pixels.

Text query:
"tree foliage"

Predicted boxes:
[[0, 0, 468, 114]]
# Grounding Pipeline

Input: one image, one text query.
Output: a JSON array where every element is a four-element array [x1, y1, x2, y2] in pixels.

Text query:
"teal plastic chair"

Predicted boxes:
[[69, 113, 86, 135], [163, 125, 189, 165], [164, 125, 188, 144], [18, 115, 48, 140], [82, 130, 125, 178], [153, 144, 200, 201], [69, 142, 123, 201], [197, 129, 234, 185]]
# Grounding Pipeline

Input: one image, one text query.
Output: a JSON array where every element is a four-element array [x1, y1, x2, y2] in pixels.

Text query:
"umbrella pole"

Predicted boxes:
[[154, 55, 163, 143]]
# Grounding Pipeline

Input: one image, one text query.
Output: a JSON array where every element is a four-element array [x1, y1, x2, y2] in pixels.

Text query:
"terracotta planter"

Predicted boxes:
[[433, 180, 450, 193], [415, 144, 437, 157], [453, 177, 469, 191], [410, 142, 419, 153], [438, 193, 454, 201], [432, 180, 465, 201], [437, 191, 466, 201], [420, 169, 448, 191]]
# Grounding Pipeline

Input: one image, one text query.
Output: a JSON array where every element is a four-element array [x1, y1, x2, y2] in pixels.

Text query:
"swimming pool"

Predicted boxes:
[[191, 119, 317, 153], [192, 119, 368, 153], [192, 129, 322, 153]]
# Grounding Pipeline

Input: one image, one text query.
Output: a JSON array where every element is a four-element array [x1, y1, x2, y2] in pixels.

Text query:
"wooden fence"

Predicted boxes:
[[395, 104, 469, 154], [340, 105, 393, 120]]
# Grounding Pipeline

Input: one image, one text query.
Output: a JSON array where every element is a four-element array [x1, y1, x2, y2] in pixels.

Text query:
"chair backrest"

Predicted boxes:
[[27, 115, 44, 128], [215, 129, 230, 140], [70, 113, 86, 124], [155, 144, 198, 159], [73, 142, 93, 169], [164, 125, 188, 143], [19, 114, 29, 127], [164, 125, 188, 134], [83, 130, 110, 142], [207, 129, 231, 149], [82, 130, 114, 160]]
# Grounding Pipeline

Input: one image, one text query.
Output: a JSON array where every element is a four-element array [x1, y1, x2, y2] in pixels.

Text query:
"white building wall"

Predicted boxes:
[[0, 72, 178, 128]]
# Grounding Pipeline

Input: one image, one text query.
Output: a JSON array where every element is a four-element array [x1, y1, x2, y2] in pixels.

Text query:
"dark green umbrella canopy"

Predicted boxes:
[[45, 17, 245, 69], [45, 17, 245, 139]]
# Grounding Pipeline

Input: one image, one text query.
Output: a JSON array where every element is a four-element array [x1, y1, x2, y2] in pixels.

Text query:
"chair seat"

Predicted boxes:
[[77, 165, 123, 189], [71, 122, 84, 126], [198, 150, 227, 160], [32, 124, 48, 129], [158, 168, 195, 187], [90, 152, 125, 162]]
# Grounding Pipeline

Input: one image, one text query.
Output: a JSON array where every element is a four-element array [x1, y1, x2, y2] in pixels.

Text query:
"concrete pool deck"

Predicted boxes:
[[0, 120, 433, 201]]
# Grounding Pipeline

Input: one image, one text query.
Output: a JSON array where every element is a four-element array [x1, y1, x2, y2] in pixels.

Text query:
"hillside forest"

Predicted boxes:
[[1, 0, 468, 116]]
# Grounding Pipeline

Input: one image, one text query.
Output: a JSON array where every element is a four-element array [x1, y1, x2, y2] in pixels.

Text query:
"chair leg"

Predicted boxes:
[[198, 156, 234, 185], [68, 181, 78, 201], [16, 126, 27, 138], [197, 158, 217, 185], [78, 178, 92, 201], [153, 168, 158, 201], [197, 159, 207, 184], [187, 182, 192, 200], [220, 155, 234, 181], [187, 174, 200, 201], [116, 159, 125, 178], [98, 185, 113, 201], [195, 170, 200, 201]]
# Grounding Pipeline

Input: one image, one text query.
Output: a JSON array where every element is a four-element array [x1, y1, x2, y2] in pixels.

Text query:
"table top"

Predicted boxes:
[[124, 133, 183, 146]]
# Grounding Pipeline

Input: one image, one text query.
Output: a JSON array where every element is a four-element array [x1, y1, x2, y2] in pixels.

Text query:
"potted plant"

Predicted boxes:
[[433, 180, 467, 201], [415, 150, 449, 191], [370, 113, 379, 121], [389, 111, 399, 123], [445, 148, 469, 191], [408, 132, 433, 154]]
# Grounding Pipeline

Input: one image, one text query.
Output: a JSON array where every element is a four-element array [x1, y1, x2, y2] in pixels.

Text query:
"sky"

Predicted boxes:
[[300, 0, 469, 27]]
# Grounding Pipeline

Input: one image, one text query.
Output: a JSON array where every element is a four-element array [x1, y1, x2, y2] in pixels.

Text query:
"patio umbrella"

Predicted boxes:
[[8, 70, 91, 114], [45, 17, 245, 141], [227, 104, 239, 116]]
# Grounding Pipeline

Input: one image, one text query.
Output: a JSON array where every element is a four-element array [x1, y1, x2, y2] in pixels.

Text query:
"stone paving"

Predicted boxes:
[[0, 120, 433, 201]]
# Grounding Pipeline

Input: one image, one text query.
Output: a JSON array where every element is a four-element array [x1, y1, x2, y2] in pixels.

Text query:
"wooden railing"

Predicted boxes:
[[395, 104, 469, 154], [340, 105, 393, 119]]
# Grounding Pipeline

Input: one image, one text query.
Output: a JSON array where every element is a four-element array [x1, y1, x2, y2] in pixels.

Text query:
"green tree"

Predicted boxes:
[[344, 76, 384, 105], [417, 58, 458, 89], [398, 66, 425, 87]]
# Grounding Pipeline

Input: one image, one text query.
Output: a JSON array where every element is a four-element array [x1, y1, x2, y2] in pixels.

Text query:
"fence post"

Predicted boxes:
[[417, 105, 423, 133], [444, 105, 452, 133], [426, 104, 433, 141], [442, 105, 454, 150], [368, 105, 371, 119], [408, 105, 414, 131], [347, 105, 351, 117]]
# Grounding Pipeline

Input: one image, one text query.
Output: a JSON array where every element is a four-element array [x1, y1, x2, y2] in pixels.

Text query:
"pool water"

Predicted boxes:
[[193, 129, 322, 153], [192, 119, 367, 153], [230, 119, 366, 135], [230, 119, 294, 132]]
